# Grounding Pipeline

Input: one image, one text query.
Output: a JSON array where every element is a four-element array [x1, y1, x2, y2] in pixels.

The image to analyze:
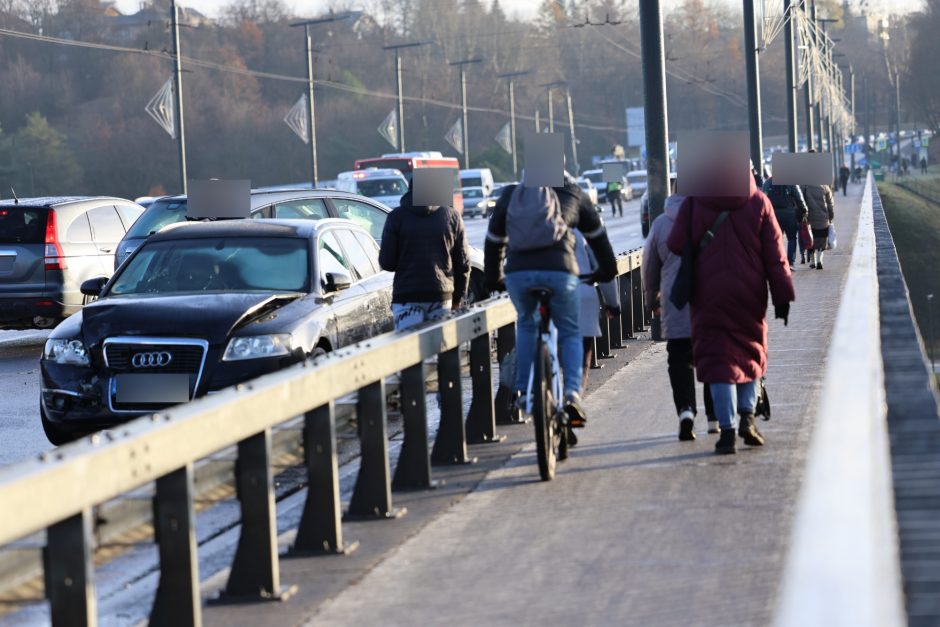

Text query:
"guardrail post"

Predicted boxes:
[[150, 465, 200, 627], [432, 346, 477, 465], [495, 323, 524, 425], [44, 509, 96, 627], [292, 402, 358, 554], [347, 380, 406, 519], [467, 332, 505, 444], [631, 268, 645, 333], [218, 429, 295, 602], [609, 296, 624, 349], [597, 308, 614, 360], [392, 363, 436, 490], [619, 273, 635, 339], [589, 337, 601, 370]]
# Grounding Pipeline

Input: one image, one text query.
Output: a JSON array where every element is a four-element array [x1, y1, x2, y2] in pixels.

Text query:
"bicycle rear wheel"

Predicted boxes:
[[533, 340, 556, 481]]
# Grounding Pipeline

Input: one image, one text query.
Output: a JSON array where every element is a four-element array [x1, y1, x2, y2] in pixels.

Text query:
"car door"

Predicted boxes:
[[334, 228, 392, 338], [87, 204, 129, 277], [328, 197, 388, 243], [59, 210, 103, 309], [316, 229, 368, 348]]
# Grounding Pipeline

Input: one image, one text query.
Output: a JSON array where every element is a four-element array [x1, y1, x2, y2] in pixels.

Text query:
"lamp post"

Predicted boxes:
[[290, 13, 350, 188], [449, 57, 482, 169], [382, 41, 428, 152], [497, 70, 529, 178]]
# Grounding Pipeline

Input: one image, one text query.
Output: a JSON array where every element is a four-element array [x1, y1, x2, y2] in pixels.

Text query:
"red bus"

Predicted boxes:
[[354, 153, 463, 212]]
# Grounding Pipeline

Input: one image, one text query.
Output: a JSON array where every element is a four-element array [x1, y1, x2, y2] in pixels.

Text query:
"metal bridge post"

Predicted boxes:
[[431, 346, 477, 465], [219, 429, 295, 601], [150, 465, 201, 627], [620, 272, 635, 339], [467, 332, 505, 444], [292, 402, 357, 553], [609, 292, 624, 349], [392, 363, 436, 490], [597, 307, 614, 360], [495, 322, 525, 425], [347, 380, 406, 519], [44, 509, 96, 627], [589, 337, 601, 370], [632, 268, 645, 333]]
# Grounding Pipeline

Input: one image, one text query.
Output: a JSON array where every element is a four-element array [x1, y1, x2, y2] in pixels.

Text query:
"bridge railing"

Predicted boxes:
[[0, 248, 645, 626]]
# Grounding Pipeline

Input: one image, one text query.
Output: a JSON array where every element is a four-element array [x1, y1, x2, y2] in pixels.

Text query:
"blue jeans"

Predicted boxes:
[[709, 381, 758, 430], [776, 210, 798, 266], [505, 271, 582, 396]]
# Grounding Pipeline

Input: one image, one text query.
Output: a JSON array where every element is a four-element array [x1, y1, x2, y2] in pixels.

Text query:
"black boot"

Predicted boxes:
[[715, 429, 736, 455], [738, 412, 765, 446]]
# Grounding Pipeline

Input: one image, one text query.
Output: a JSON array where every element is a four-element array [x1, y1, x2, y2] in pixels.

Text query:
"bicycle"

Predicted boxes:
[[517, 274, 596, 481]]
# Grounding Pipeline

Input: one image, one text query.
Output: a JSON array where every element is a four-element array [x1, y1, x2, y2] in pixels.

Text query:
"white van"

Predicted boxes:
[[460, 168, 495, 197], [335, 168, 409, 208]]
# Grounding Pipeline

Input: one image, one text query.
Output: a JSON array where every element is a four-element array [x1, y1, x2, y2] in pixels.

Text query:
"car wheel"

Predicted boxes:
[[41, 403, 75, 446], [312, 345, 329, 359]]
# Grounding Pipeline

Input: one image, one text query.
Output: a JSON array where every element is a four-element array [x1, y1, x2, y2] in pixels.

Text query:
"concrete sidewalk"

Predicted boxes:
[[293, 184, 864, 626]]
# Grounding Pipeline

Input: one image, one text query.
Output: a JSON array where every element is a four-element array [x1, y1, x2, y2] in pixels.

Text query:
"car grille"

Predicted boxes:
[[105, 344, 204, 374]]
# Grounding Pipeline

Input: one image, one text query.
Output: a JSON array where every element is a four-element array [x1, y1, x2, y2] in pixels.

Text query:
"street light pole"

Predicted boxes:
[[291, 14, 349, 188], [548, 89, 555, 133], [383, 41, 427, 152], [170, 0, 187, 194], [498, 70, 529, 179], [802, 1, 815, 151], [450, 58, 482, 170], [895, 70, 902, 165], [565, 87, 579, 176], [784, 0, 799, 153], [743, 0, 764, 172], [638, 0, 670, 224]]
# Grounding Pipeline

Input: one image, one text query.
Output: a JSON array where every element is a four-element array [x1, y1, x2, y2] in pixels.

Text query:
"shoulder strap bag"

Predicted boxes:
[[669, 203, 731, 310]]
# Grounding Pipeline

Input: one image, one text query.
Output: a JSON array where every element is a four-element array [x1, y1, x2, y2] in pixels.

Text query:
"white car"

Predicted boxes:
[[335, 168, 409, 208], [575, 178, 599, 206], [627, 169, 648, 198]]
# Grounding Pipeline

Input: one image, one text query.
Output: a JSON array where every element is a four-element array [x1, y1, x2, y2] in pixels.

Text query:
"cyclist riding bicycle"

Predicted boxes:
[[484, 171, 617, 427]]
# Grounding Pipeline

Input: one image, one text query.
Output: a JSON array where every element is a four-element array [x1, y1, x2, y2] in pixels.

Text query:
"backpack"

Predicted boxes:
[[764, 183, 795, 213], [506, 185, 568, 252]]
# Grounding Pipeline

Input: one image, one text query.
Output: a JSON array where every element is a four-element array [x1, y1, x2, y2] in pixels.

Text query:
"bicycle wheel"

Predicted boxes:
[[533, 340, 556, 481]]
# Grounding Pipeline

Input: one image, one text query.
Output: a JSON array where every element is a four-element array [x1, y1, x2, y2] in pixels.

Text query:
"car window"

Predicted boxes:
[[357, 178, 407, 198], [331, 198, 386, 241], [462, 189, 484, 199], [317, 231, 350, 288], [0, 208, 46, 244], [115, 204, 144, 230], [108, 237, 309, 295], [273, 198, 329, 220], [335, 229, 375, 280], [125, 199, 188, 238], [88, 205, 127, 243], [66, 213, 93, 243], [354, 230, 381, 272]]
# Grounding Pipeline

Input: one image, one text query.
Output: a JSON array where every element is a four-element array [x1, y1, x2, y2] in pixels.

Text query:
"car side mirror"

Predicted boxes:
[[80, 277, 108, 297], [324, 271, 352, 292]]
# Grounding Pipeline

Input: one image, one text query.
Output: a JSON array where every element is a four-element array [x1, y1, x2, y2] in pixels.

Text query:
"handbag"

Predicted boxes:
[[670, 203, 730, 309], [754, 377, 771, 421], [799, 220, 814, 250], [827, 223, 837, 250]]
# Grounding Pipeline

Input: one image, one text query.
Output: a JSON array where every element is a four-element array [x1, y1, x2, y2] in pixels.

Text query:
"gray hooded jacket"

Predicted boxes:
[[642, 194, 691, 340]]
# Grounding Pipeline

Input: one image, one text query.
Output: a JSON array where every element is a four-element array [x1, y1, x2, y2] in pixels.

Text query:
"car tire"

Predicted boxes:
[[41, 403, 74, 446]]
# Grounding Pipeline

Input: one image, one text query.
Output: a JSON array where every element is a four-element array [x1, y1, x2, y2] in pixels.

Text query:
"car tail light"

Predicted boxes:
[[44, 211, 67, 270]]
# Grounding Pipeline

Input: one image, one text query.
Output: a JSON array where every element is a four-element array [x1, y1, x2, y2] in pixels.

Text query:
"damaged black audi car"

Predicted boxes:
[[39, 218, 393, 444]]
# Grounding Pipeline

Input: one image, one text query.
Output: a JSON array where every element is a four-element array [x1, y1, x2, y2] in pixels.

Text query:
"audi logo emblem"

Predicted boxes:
[[131, 351, 173, 368]]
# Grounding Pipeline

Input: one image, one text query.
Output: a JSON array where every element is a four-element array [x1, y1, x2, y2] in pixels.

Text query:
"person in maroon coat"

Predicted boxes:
[[667, 171, 795, 455]]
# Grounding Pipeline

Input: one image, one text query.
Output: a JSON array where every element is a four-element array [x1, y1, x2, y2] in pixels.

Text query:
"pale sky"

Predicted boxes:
[[112, 0, 923, 21]]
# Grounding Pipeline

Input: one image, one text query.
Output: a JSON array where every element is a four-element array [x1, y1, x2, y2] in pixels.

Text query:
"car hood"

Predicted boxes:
[[80, 292, 302, 347]]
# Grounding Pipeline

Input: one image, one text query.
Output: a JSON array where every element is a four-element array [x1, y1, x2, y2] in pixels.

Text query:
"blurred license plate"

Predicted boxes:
[[114, 373, 190, 404]]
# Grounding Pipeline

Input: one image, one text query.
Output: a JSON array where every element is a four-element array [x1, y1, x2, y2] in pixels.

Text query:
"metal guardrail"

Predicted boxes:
[[775, 174, 906, 626], [0, 249, 646, 626]]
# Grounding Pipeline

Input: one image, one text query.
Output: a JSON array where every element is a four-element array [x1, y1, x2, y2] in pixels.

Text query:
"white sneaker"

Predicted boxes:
[[707, 420, 720, 434]]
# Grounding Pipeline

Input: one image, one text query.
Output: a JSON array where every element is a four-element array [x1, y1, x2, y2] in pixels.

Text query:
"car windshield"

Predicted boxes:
[[462, 189, 483, 199], [357, 178, 407, 197], [107, 236, 309, 296], [584, 172, 602, 184], [0, 208, 47, 244], [125, 199, 188, 239]]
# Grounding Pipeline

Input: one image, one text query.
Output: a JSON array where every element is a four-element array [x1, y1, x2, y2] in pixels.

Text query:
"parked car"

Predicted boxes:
[[115, 188, 490, 302], [461, 186, 492, 218], [0, 197, 144, 330], [40, 218, 393, 444], [575, 178, 600, 208], [335, 168, 408, 208]]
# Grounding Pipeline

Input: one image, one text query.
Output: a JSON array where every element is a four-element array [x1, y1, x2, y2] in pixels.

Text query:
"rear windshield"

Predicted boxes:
[[461, 176, 483, 188], [357, 178, 407, 198], [108, 237, 310, 296], [0, 208, 47, 244], [125, 199, 188, 239]]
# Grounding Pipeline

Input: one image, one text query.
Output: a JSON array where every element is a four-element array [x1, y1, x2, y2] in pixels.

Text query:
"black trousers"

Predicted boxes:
[[607, 191, 622, 216], [666, 338, 713, 418]]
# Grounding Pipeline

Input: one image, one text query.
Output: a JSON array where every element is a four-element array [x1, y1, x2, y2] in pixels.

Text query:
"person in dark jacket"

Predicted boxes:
[[485, 174, 617, 425], [761, 176, 808, 270], [379, 188, 470, 331], [667, 168, 795, 455], [839, 165, 850, 196]]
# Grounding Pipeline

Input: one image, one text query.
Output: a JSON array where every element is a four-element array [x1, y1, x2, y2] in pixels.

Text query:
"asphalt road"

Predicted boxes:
[[0, 204, 644, 467]]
